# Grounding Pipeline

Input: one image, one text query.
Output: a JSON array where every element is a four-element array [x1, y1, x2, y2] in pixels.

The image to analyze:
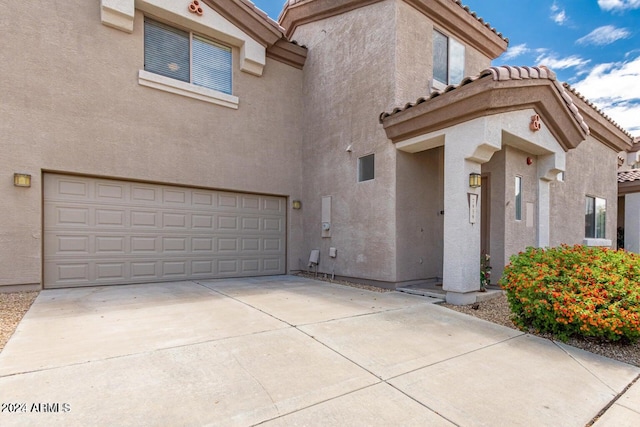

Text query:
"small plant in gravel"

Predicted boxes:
[[480, 253, 492, 292], [500, 245, 640, 342]]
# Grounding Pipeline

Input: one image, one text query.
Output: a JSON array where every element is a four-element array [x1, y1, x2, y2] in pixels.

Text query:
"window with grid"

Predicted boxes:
[[433, 30, 465, 85], [144, 18, 232, 95]]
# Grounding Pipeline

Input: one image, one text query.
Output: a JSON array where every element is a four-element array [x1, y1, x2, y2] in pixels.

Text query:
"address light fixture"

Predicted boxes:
[[14, 173, 32, 188], [292, 200, 302, 210], [469, 172, 481, 188]]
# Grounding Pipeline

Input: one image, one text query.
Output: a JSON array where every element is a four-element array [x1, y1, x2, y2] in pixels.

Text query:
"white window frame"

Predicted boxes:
[[139, 18, 239, 109], [432, 30, 465, 87], [585, 196, 606, 239], [515, 176, 522, 221]]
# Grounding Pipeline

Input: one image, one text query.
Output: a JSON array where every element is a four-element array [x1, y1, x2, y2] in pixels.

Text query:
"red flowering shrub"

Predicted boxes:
[[500, 245, 640, 342]]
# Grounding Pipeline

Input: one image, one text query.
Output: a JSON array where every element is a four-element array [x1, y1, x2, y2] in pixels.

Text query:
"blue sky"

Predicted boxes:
[[253, 1, 640, 136]]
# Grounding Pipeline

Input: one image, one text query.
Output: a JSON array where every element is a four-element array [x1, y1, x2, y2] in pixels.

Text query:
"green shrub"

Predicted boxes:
[[500, 245, 640, 342]]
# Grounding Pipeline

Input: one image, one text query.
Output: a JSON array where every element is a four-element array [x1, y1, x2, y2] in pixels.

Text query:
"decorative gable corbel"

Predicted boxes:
[[101, 0, 135, 33]]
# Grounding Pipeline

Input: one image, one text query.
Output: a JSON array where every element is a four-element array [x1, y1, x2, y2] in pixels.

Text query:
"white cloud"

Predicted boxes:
[[550, 2, 568, 24], [535, 53, 590, 70], [502, 43, 529, 61], [577, 25, 631, 46], [598, 0, 640, 11], [573, 56, 640, 136]]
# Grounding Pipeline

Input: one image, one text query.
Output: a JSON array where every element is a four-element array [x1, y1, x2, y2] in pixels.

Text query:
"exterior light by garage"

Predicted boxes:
[[292, 200, 302, 210], [13, 173, 31, 187], [469, 172, 481, 188]]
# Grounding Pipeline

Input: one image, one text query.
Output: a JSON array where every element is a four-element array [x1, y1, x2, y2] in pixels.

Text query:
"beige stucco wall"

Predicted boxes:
[[503, 145, 539, 268], [290, 0, 399, 283], [394, 0, 491, 104], [395, 148, 444, 282], [481, 148, 506, 279], [550, 137, 619, 247], [0, 1, 304, 288]]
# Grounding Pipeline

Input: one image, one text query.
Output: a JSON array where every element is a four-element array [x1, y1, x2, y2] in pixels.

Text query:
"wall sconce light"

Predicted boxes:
[[292, 200, 302, 210], [13, 173, 31, 188], [469, 173, 481, 188]]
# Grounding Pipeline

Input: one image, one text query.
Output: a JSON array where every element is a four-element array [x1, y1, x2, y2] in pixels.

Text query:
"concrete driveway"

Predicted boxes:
[[0, 275, 638, 426]]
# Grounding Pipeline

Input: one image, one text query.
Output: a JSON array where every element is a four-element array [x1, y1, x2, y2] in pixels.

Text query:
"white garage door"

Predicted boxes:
[[44, 174, 286, 288]]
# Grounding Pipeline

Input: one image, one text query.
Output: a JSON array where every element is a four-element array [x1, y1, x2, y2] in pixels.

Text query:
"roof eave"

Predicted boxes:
[[381, 78, 587, 151], [266, 40, 308, 69], [562, 88, 634, 152], [203, 0, 284, 47], [619, 179, 640, 195], [280, 0, 385, 39], [404, 0, 507, 59]]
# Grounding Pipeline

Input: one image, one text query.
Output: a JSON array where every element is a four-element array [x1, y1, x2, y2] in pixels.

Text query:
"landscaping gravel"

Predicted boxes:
[[0, 292, 38, 352], [443, 294, 640, 367]]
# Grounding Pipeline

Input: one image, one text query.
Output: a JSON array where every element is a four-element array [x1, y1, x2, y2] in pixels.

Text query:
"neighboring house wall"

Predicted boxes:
[[0, 1, 305, 288], [550, 137, 619, 247]]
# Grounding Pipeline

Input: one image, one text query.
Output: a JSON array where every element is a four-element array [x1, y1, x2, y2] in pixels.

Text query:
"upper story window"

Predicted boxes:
[[585, 196, 606, 239], [144, 18, 232, 95], [433, 30, 465, 86]]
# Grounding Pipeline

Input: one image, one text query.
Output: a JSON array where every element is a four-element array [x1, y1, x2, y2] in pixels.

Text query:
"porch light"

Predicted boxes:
[[469, 173, 481, 188], [13, 173, 31, 187], [292, 200, 302, 210]]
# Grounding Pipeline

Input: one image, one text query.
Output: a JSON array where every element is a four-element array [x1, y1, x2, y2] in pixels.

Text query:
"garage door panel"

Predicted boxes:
[[96, 209, 126, 227], [96, 183, 126, 200], [163, 189, 188, 205], [263, 217, 283, 232], [132, 186, 159, 203], [44, 174, 286, 288], [95, 236, 126, 254], [54, 178, 90, 199], [218, 216, 238, 231], [264, 258, 283, 272], [56, 206, 91, 227], [241, 217, 260, 231], [131, 261, 159, 279], [131, 210, 158, 227], [131, 236, 159, 253], [192, 214, 214, 229], [96, 262, 126, 280]]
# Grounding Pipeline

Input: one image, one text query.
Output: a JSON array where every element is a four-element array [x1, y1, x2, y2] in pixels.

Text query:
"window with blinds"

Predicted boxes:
[[144, 18, 232, 95]]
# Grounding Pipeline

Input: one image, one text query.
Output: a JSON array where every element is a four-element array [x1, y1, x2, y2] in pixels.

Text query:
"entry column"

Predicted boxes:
[[442, 137, 500, 305]]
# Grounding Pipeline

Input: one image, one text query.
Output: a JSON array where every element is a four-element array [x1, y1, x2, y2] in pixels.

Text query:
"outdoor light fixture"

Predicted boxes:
[[13, 173, 31, 188], [292, 200, 302, 210], [469, 173, 481, 188]]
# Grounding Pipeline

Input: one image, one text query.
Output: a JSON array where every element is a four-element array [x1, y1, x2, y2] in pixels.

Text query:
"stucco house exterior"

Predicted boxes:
[[1, 0, 635, 304]]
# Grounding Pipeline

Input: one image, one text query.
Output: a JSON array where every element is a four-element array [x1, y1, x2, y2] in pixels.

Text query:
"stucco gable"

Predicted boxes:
[[380, 66, 589, 152], [280, 0, 508, 59]]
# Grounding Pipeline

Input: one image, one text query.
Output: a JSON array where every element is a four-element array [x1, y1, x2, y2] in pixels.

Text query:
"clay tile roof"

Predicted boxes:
[[452, 0, 508, 43], [239, 0, 286, 33], [562, 83, 634, 140], [380, 66, 590, 136], [618, 169, 640, 183]]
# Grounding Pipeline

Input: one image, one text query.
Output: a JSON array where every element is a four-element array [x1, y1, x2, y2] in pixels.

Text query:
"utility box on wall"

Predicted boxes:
[[322, 196, 331, 238]]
